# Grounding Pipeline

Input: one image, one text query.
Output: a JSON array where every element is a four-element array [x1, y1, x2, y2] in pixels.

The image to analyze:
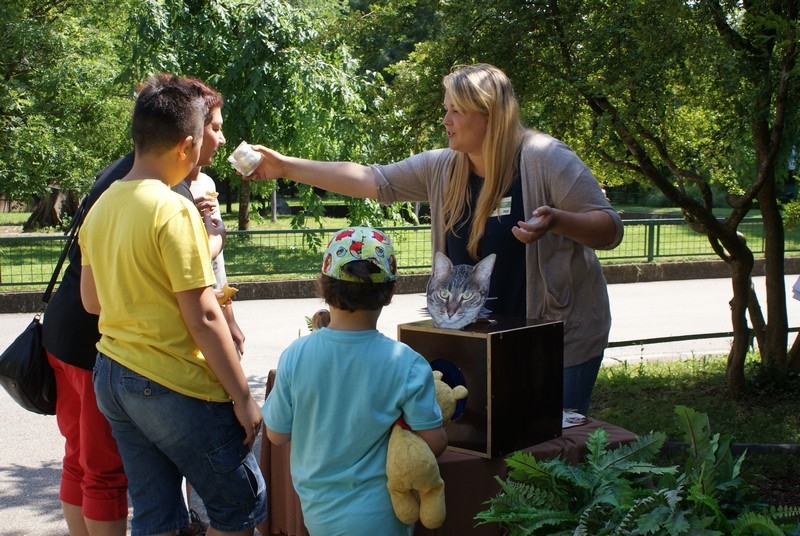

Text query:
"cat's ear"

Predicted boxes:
[[432, 251, 453, 275], [473, 253, 497, 281]]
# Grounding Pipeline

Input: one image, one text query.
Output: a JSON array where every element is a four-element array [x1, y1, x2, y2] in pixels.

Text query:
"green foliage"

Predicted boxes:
[[361, 0, 785, 199], [783, 199, 800, 230], [124, 0, 397, 228], [476, 406, 800, 535], [290, 184, 328, 249], [340, 0, 441, 78], [0, 0, 133, 204]]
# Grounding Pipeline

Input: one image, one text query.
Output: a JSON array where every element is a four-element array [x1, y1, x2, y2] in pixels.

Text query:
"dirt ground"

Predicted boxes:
[[759, 467, 800, 507], [0, 223, 51, 236], [0, 224, 23, 234]]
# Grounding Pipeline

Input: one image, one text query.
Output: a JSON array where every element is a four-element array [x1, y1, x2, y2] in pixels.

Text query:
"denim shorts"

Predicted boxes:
[[93, 354, 267, 535]]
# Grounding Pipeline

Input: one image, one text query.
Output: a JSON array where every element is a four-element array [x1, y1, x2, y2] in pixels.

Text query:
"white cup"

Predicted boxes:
[[228, 141, 263, 176]]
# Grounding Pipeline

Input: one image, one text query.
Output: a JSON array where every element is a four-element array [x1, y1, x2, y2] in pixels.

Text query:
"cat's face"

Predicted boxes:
[[426, 252, 496, 329]]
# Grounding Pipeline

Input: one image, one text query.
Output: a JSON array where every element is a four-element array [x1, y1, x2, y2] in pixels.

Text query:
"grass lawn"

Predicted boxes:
[[594, 355, 799, 443], [0, 212, 28, 226], [593, 354, 800, 506]]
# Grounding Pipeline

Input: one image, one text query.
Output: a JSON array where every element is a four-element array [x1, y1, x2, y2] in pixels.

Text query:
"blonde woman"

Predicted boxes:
[[247, 63, 623, 416]]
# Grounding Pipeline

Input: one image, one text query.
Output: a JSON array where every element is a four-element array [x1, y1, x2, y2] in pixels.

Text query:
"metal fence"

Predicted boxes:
[[1, 217, 797, 289], [221, 225, 433, 280], [595, 217, 800, 262]]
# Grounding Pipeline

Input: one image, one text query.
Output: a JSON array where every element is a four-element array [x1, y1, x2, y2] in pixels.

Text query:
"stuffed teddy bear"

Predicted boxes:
[[305, 308, 331, 331], [386, 370, 468, 529]]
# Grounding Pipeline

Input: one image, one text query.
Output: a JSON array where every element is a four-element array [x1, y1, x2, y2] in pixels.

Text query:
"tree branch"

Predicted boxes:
[[703, 0, 757, 56]]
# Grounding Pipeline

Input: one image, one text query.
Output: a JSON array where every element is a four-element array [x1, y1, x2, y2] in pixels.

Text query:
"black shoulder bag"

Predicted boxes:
[[0, 199, 87, 415]]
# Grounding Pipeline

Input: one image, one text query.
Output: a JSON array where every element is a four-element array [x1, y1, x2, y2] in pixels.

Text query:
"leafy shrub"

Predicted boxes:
[[476, 406, 800, 535]]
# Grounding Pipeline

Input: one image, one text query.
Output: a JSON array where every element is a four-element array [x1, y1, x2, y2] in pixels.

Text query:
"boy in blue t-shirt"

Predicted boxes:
[[263, 226, 447, 536]]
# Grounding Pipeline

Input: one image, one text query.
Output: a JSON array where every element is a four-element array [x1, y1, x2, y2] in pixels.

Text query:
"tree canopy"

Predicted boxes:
[[0, 0, 133, 223], [123, 0, 397, 231]]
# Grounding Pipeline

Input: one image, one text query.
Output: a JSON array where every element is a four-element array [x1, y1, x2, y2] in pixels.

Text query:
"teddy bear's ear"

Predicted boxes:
[[432, 370, 444, 381], [428, 359, 469, 420], [309, 309, 330, 331]]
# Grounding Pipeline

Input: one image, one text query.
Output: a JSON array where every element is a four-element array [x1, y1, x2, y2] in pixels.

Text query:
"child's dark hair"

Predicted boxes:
[[317, 260, 395, 312], [131, 73, 206, 155]]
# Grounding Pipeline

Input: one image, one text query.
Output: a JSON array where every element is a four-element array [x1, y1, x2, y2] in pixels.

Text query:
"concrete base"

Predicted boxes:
[[601, 257, 800, 284]]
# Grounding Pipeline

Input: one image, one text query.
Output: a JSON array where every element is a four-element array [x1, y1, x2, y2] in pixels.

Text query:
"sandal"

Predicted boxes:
[[177, 509, 208, 536]]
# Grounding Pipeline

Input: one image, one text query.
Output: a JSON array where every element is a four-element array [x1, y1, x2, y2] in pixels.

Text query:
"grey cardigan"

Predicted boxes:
[[369, 130, 623, 367]]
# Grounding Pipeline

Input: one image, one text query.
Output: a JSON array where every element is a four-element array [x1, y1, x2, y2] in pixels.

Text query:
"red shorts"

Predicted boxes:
[[48, 351, 128, 521]]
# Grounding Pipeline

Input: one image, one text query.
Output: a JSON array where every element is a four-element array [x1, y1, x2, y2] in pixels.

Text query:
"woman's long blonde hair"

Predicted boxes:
[[441, 64, 525, 259]]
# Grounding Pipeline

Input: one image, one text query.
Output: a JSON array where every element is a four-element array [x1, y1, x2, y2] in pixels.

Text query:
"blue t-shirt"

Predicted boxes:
[[263, 328, 442, 536]]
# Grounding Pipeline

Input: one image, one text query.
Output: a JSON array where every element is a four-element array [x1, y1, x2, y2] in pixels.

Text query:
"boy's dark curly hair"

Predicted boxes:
[[317, 260, 395, 312]]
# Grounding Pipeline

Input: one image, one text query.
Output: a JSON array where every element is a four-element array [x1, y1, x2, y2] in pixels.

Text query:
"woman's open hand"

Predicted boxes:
[[512, 206, 553, 244]]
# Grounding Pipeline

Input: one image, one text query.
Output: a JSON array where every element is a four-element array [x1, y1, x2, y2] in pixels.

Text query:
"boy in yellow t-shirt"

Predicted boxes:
[[79, 73, 266, 536]]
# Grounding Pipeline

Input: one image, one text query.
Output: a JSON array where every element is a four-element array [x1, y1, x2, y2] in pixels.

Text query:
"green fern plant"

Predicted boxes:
[[476, 406, 800, 535]]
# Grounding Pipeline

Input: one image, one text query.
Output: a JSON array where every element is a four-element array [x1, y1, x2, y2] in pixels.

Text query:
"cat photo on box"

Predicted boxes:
[[426, 252, 497, 330]]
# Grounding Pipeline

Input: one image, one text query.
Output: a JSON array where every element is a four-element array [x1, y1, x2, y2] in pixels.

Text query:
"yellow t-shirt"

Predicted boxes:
[[79, 179, 227, 401]]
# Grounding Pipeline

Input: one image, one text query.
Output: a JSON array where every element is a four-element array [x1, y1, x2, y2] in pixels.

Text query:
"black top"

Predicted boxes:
[[172, 179, 193, 203], [445, 168, 527, 317], [42, 152, 195, 370]]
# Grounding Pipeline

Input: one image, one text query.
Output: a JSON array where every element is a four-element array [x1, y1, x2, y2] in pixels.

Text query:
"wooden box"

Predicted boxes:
[[397, 316, 563, 459]]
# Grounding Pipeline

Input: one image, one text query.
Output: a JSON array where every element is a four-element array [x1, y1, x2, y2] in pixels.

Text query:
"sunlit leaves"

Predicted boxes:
[[0, 0, 133, 203]]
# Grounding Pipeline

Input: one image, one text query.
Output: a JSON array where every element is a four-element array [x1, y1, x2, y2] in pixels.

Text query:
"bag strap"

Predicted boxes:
[[42, 196, 89, 306]]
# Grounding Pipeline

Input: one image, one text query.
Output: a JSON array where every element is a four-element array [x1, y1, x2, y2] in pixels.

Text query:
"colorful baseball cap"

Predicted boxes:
[[321, 226, 398, 283]]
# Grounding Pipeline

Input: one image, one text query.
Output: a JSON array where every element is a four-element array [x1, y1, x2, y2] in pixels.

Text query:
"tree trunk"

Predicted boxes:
[[747, 282, 766, 353], [581, 83, 792, 394], [222, 179, 233, 214], [22, 187, 79, 231], [727, 255, 754, 396], [757, 181, 789, 378], [237, 179, 251, 230]]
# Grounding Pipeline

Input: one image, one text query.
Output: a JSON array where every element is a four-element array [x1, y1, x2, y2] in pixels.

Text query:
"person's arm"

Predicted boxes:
[[266, 426, 291, 446], [222, 300, 245, 355], [512, 206, 619, 249], [246, 145, 378, 199], [198, 187, 242, 352], [193, 190, 225, 258], [176, 286, 261, 449], [79, 265, 101, 315], [415, 427, 448, 457], [203, 214, 225, 259]]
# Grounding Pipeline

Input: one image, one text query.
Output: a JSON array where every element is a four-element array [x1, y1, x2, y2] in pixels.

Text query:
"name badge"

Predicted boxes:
[[490, 196, 512, 217]]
